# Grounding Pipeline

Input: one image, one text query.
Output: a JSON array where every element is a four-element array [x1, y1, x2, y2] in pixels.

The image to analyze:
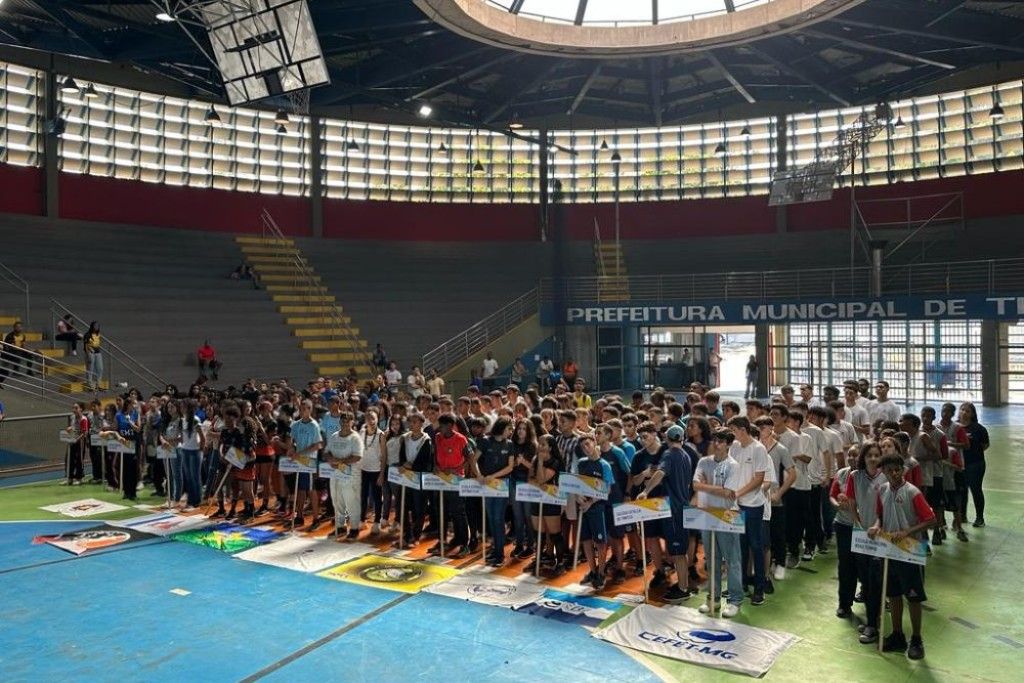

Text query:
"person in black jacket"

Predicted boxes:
[[398, 412, 433, 547]]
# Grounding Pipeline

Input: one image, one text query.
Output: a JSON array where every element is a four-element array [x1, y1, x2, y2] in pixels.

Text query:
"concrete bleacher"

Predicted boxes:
[[0, 217, 315, 389], [299, 239, 595, 371]]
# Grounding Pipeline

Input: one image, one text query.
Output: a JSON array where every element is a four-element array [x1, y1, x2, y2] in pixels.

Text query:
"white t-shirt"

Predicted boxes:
[[824, 427, 843, 478], [728, 439, 771, 508], [327, 431, 363, 478], [407, 374, 424, 395], [803, 423, 830, 485], [693, 455, 743, 509], [867, 398, 901, 425], [359, 427, 384, 472], [844, 402, 870, 440], [385, 369, 402, 387], [790, 431, 814, 491], [482, 358, 499, 379], [835, 420, 857, 449]]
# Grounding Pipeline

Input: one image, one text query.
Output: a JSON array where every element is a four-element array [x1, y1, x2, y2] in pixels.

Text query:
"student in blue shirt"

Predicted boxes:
[[597, 424, 632, 584], [575, 435, 614, 591]]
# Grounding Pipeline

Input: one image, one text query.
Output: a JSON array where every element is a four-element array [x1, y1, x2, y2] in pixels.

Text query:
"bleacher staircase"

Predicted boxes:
[[235, 227, 372, 380], [594, 241, 631, 301]]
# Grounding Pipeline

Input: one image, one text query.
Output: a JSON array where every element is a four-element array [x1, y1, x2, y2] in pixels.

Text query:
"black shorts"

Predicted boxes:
[[663, 514, 689, 558], [528, 502, 562, 519], [925, 481, 945, 509], [580, 504, 608, 544], [255, 455, 274, 465], [638, 517, 663, 539], [885, 559, 927, 603], [604, 504, 626, 539]]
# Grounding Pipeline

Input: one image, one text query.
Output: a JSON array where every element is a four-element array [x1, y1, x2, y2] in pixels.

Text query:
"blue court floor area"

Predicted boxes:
[[0, 521, 654, 682]]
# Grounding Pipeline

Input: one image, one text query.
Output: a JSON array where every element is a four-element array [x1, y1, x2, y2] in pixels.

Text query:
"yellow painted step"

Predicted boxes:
[[23, 332, 43, 342], [300, 339, 368, 350], [40, 348, 66, 358], [235, 236, 295, 246], [272, 294, 335, 303], [0, 315, 22, 325], [244, 254, 303, 264], [262, 274, 320, 283], [317, 366, 374, 376], [60, 380, 110, 393], [278, 305, 337, 314], [309, 352, 366, 363], [286, 316, 351, 326], [44, 363, 86, 377], [267, 285, 329, 293], [249, 263, 306, 273], [239, 244, 300, 254], [292, 327, 360, 338]]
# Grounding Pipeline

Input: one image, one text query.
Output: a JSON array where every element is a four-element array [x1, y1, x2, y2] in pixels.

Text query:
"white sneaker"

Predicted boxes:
[[698, 601, 718, 614], [371, 523, 380, 534], [773, 564, 786, 581], [722, 603, 740, 618]]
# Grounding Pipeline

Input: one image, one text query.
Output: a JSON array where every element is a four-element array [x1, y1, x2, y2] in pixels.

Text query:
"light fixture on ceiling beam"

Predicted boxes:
[[275, 109, 290, 125], [473, 159, 485, 173], [610, 151, 622, 163], [275, 123, 287, 135], [508, 111, 523, 129], [714, 142, 727, 155], [740, 125, 751, 136], [600, 139, 609, 151], [418, 103, 434, 118], [155, 11, 175, 22], [83, 83, 99, 99], [990, 99, 1004, 120], [204, 105, 221, 124], [60, 76, 79, 93], [437, 142, 448, 154]]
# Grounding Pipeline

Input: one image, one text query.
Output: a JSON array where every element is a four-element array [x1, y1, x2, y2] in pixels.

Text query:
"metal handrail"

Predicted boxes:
[[422, 287, 539, 376], [258, 209, 373, 371], [0, 340, 92, 407], [0, 260, 30, 325], [540, 257, 1024, 302], [48, 297, 167, 391]]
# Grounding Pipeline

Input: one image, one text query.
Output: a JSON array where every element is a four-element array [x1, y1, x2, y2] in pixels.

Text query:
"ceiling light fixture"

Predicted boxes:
[[895, 114, 905, 128], [437, 142, 448, 154], [740, 125, 751, 136], [714, 142, 727, 156], [610, 151, 622, 163], [155, 11, 175, 22], [346, 139, 360, 152], [418, 103, 433, 118], [990, 100, 1005, 119], [275, 123, 287, 135], [83, 83, 99, 99], [600, 139, 609, 151], [473, 159, 485, 174], [204, 105, 221, 124], [508, 111, 523, 129], [275, 109, 290, 125], [60, 76, 79, 93]]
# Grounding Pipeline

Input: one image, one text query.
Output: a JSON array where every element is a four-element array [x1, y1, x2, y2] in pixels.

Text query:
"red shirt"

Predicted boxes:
[[197, 345, 216, 361], [435, 432, 470, 474]]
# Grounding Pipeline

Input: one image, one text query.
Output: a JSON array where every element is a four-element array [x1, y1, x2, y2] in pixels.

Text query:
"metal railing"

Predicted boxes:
[[0, 413, 74, 476], [258, 209, 373, 370], [48, 298, 167, 393], [0, 260, 30, 325], [540, 258, 1024, 303], [422, 287, 539, 376], [0, 341, 97, 407]]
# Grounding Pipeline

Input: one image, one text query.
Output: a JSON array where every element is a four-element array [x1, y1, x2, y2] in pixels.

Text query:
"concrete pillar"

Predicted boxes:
[[981, 320, 1007, 407], [755, 323, 771, 398], [309, 116, 324, 238], [43, 66, 60, 219]]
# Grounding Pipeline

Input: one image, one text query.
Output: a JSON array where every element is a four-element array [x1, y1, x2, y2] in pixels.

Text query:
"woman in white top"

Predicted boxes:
[[359, 408, 386, 533], [381, 414, 404, 531], [407, 366, 425, 398]]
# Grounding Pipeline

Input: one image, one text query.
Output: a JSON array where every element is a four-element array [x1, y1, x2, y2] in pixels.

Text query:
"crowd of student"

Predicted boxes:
[[60, 374, 989, 662]]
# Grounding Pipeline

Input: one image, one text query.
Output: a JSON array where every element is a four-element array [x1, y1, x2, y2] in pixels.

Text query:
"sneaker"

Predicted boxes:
[[467, 538, 480, 553], [182, 506, 196, 512], [751, 591, 766, 606], [854, 591, 865, 603], [817, 544, 830, 554], [785, 554, 800, 569], [293, 515, 305, 527], [651, 570, 668, 588], [611, 568, 627, 584], [972, 520, 985, 528], [801, 549, 814, 562], [371, 523, 381, 534], [663, 585, 691, 604], [836, 606, 852, 618], [857, 624, 867, 634], [380, 522, 390, 532], [764, 580, 775, 595], [487, 556, 505, 567], [453, 546, 470, 559], [773, 564, 786, 581], [907, 636, 925, 660], [722, 603, 740, 618], [516, 547, 534, 560], [210, 508, 227, 519], [931, 529, 943, 546], [698, 601, 720, 614], [881, 632, 908, 653], [346, 529, 360, 540], [688, 565, 701, 584], [858, 627, 879, 644], [60, 479, 71, 486], [591, 574, 606, 591], [581, 571, 596, 586], [957, 529, 969, 542]]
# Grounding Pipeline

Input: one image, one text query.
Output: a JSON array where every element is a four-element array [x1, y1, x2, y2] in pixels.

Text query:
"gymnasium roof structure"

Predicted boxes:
[[0, 0, 1022, 129]]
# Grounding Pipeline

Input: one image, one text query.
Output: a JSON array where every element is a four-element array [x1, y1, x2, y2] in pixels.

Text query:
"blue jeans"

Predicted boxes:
[[169, 450, 184, 503], [484, 495, 508, 559], [180, 449, 202, 507], [740, 505, 767, 592], [702, 529, 744, 605], [510, 480, 532, 548]]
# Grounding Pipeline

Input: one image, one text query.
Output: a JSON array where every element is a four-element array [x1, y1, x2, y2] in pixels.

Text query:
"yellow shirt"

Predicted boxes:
[[573, 393, 592, 409], [85, 333, 101, 352]]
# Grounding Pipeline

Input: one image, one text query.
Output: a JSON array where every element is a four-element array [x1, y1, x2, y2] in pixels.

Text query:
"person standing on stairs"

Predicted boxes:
[[0, 321, 31, 387], [372, 344, 387, 375], [83, 322, 103, 391]]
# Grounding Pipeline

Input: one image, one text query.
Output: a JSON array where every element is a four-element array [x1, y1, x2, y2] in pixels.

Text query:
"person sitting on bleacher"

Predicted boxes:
[[197, 340, 221, 381]]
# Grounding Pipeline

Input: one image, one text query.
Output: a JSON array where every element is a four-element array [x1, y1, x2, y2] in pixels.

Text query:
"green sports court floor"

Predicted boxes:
[[0, 415, 1020, 682]]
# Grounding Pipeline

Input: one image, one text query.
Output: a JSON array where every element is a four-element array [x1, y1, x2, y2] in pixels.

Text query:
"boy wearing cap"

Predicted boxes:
[[638, 423, 694, 603]]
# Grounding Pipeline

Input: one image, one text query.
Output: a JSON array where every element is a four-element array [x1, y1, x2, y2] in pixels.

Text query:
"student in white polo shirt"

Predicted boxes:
[[726, 416, 772, 606], [776, 405, 813, 569]]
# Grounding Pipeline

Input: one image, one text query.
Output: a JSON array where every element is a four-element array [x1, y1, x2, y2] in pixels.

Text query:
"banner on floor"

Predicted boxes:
[[58, 429, 78, 444], [278, 453, 317, 474], [558, 473, 610, 500], [682, 507, 746, 534], [223, 447, 250, 469], [459, 478, 509, 498], [851, 528, 927, 566], [424, 572, 547, 609], [32, 523, 156, 556], [39, 498, 129, 518], [235, 536, 374, 573], [421, 472, 463, 492], [514, 482, 567, 506], [109, 512, 211, 537], [592, 604, 800, 677], [171, 522, 281, 554], [614, 498, 672, 526], [516, 589, 624, 628], [387, 467, 422, 489], [317, 554, 460, 593]]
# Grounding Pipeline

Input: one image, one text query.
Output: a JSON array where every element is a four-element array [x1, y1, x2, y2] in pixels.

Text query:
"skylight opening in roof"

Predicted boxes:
[[486, 0, 772, 26]]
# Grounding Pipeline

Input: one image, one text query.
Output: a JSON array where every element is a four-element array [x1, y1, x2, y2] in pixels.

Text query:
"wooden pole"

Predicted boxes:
[[535, 503, 544, 576], [573, 505, 583, 570], [708, 530, 716, 615], [481, 495, 488, 565], [640, 520, 649, 602], [439, 490, 446, 557], [290, 474, 300, 534], [878, 557, 889, 654], [399, 483, 407, 549], [206, 467, 231, 516]]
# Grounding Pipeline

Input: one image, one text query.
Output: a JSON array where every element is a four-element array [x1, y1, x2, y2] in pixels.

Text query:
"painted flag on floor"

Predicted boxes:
[[170, 522, 280, 554], [109, 512, 211, 537], [39, 498, 129, 518], [317, 554, 460, 594], [516, 589, 624, 628], [234, 536, 375, 573], [592, 604, 799, 678], [32, 523, 156, 556], [424, 572, 547, 609]]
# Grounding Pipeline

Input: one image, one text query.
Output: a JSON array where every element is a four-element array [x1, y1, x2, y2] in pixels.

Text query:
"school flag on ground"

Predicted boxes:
[[32, 523, 157, 556], [171, 522, 280, 554], [851, 527, 928, 566], [682, 507, 746, 534], [39, 498, 129, 518], [234, 536, 375, 573], [592, 604, 800, 678], [317, 554, 460, 593], [516, 589, 624, 628], [109, 512, 211, 537], [424, 572, 546, 609]]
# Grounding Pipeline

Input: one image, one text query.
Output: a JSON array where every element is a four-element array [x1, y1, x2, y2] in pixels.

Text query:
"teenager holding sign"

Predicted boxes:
[[324, 412, 363, 540], [529, 434, 567, 574], [474, 417, 515, 567]]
